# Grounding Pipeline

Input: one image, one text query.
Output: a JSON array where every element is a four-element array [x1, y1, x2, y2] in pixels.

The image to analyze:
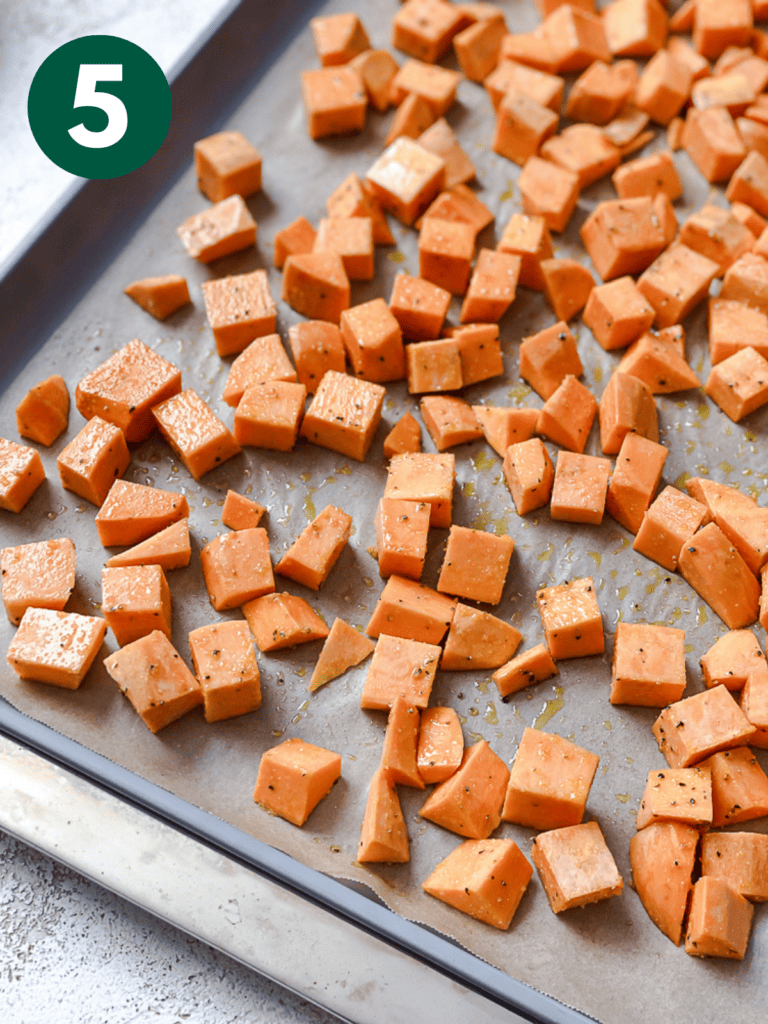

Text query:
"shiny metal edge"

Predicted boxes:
[[0, 735, 524, 1024]]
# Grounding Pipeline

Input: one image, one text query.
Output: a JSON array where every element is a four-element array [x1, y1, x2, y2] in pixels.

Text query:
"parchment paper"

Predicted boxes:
[[1, 2, 766, 1022]]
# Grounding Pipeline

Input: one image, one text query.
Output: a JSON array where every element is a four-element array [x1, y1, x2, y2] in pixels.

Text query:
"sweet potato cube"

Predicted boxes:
[[440, 602, 521, 671], [617, 332, 700, 393], [384, 451, 455, 527], [389, 273, 451, 340], [381, 696, 423, 788], [635, 50, 692, 126], [177, 194, 256, 263], [57, 417, 129, 507], [202, 269, 277, 357], [694, 0, 753, 60], [340, 299, 405, 383], [406, 339, 462, 394], [301, 66, 366, 139], [124, 274, 190, 322], [599, 371, 658, 454], [453, 10, 505, 81], [314, 216, 374, 281], [417, 706, 463, 784], [731, 201, 767, 238], [517, 157, 579, 235], [420, 395, 482, 450], [541, 258, 594, 322], [366, 137, 445, 227], [104, 630, 202, 732], [104, 519, 191, 571], [630, 822, 699, 945], [222, 334, 298, 408], [420, 740, 509, 838], [95, 480, 188, 548], [350, 49, 399, 113], [287, 321, 346, 394], [326, 171, 394, 245], [603, 0, 667, 57], [484, 59, 563, 113], [637, 244, 718, 328], [706, 346, 768, 422], [492, 643, 558, 700], [437, 525, 514, 606], [686, 876, 754, 960], [503, 727, 600, 829], [282, 252, 350, 324], [698, 746, 768, 825], [420, 184, 493, 237], [194, 130, 261, 202], [243, 592, 329, 652], [603, 103, 651, 148], [740, 659, 768, 733], [383, 412, 422, 457], [536, 577, 604, 659], [532, 822, 623, 913], [311, 12, 369, 66], [385, 91, 437, 147], [1, 538, 76, 625], [692, 72, 755, 117], [580, 196, 667, 281], [496, 212, 553, 291], [272, 216, 316, 270], [583, 277, 655, 351], [678, 522, 761, 628], [679, 205, 754, 277], [682, 107, 746, 183], [519, 321, 582, 399], [653, 687, 757, 768], [540, 124, 620, 190], [536, 375, 597, 454], [612, 151, 683, 205], [492, 90, 558, 167], [308, 617, 374, 693], [188, 620, 260, 722], [459, 249, 519, 324], [565, 60, 635, 125], [720, 250, 768, 314], [418, 218, 475, 295], [200, 528, 274, 612], [392, 0, 464, 63], [7, 607, 105, 690], [366, 574, 456, 644], [701, 630, 764, 691], [423, 837, 532, 929], [633, 486, 710, 571], [275, 504, 352, 590], [361, 634, 440, 710], [152, 389, 240, 481], [667, 32, 708, 76], [544, 5, 610, 72], [390, 57, 462, 116], [683, 479, 768, 575], [452, 323, 503, 386], [502, 438, 555, 516], [701, 832, 768, 902], [15, 375, 69, 447], [76, 339, 181, 444], [473, 406, 539, 457], [417, 118, 476, 189], [233, 381, 306, 452], [376, 498, 430, 581], [550, 451, 611, 525], [605, 432, 668, 534], [101, 564, 171, 648], [358, 768, 409, 864], [636, 767, 713, 829], [253, 738, 341, 827], [709, 299, 768, 366], [300, 370, 384, 461], [611, 621, 686, 707]]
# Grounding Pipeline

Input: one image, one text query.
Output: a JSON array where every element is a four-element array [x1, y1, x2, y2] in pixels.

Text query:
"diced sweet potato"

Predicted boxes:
[[720, 250, 768, 314], [301, 66, 367, 139], [440, 602, 521, 671], [452, 323, 504, 386], [459, 249, 519, 323], [611, 621, 686, 707], [420, 740, 510, 838], [697, 746, 768, 825], [340, 298, 405, 383], [492, 89, 558, 167], [188, 620, 261, 722], [389, 273, 451, 340], [418, 218, 475, 295], [550, 451, 611, 525], [532, 822, 623, 913], [358, 767, 410, 864], [350, 49, 399, 113], [124, 275, 190, 321], [314, 216, 374, 281], [15, 375, 69, 446], [708, 298, 768, 365], [583, 277, 655, 351], [678, 204, 755, 275], [420, 395, 482, 450], [519, 321, 582, 399], [637, 243, 718, 328], [541, 125, 620, 192], [202, 270, 277, 357], [220, 491, 266, 532], [273, 216, 316, 270], [311, 12, 369, 66], [453, 8, 505, 81], [636, 767, 713, 829], [418, 118, 476, 188], [104, 518, 191, 571], [536, 577, 603, 659], [282, 252, 350, 324], [633, 485, 710, 571], [326, 171, 393, 245], [57, 416, 130, 507], [700, 831, 768, 902], [383, 412, 422, 457], [653, 687, 757, 768], [580, 196, 667, 281], [200, 528, 274, 612], [492, 643, 558, 700], [7, 608, 106, 690], [705, 346, 768, 422], [233, 381, 306, 452], [617, 332, 700, 393], [381, 696, 423, 788], [437, 525, 514, 605], [420, 183, 493, 237], [275, 505, 351, 590], [613, 151, 683, 202], [603, 0, 667, 57], [253, 738, 341, 826], [300, 370, 385, 461], [473, 406, 539, 457], [376, 497, 430, 580], [153, 389, 240, 481], [1, 537, 76, 626], [101, 564, 171, 648], [366, 574, 456, 644], [599, 371, 657, 455], [496, 212, 553, 291], [517, 156, 579, 235], [636, 50, 692, 125], [544, 5, 610, 72], [385, 91, 436, 146], [384, 451, 455, 527], [390, 56, 462, 115], [361, 634, 440, 710], [177, 194, 256, 263], [630, 821, 699, 945], [605, 432, 668, 534], [308, 617, 374, 693], [417, 706, 463, 784], [536, 375, 597, 454], [694, 0, 753, 60], [685, 876, 754, 959], [193, 130, 261, 202], [408, 338, 462, 395], [682, 106, 746, 183], [566, 59, 635, 124], [366, 137, 445, 227], [540, 259, 594, 322], [678, 522, 761, 629], [502, 437, 555, 515], [393, 0, 464, 63], [701, 629, 764, 691], [242, 592, 329, 652], [95, 479, 188, 548]]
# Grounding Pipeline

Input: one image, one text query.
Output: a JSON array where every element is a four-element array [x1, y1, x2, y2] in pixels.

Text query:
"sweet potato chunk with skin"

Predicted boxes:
[[550, 451, 611, 526], [233, 381, 306, 451], [104, 630, 202, 732], [503, 728, 600, 830], [275, 505, 351, 590], [417, 118, 476, 189], [340, 298, 405, 384], [584, 277, 655, 352], [202, 270, 277, 358], [709, 299, 768, 365], [437, 525, 514, 605], [193, 130, 261, 202], [440, 603, 521, 671], [152, 390, 240, 481], [580, 196, 667, 282], [188, 620, 261, 722], [474, 406, 539, 457], [76, 338, 181, 444], [633, 485, 711, 571], [200, 528, 274, 612], [541, 259, 594, 322], [617, 332, 700, 393], [389, 273, 451, 340], [519, 322, 582, 400], [282, 253, 350, 324], [420, 396, 482, 450], [243, 593, 329, 653], [57, 417, 130, 508], [497, 212, 553, 291], [682, 106, 746, 183], [705, 346, 768, 422], [253, 738, 341, 827], [423, 838, 532, 930], [384, 452, 454, 527], [221, 491, 266, 532], [358, 768, 409, 864], [222, 334, 298, 408], [383, 412, 422, 458], [697, 746, 768, 826], [536, 577, 603, 660], [636, 767, 713, 830], [701, 832, 768, 902], [366, 137, 445, 227], [517, 157, 579, 235], [503, 438, 555, 516], [612, 151, 683, 203], [605, 432, 667, 534], [104, 519, 191, 571], [611, 621, 687, 707], [301, 66, 366, 139], [101, 564, 171, 648], [536, 375, 597, 454], [376, 497, 430, 580], [630, 822, 699, 945], [381, 697, 423, 789], [1, 538, 76, 626], [288, 321, 346, 394], [459, 249, 519, 324], [361, 634, 440, 710], [420, 740, 510, 838], [598, 371, 658, 455], [311, 12, 369, 66], [177, 194, 256, 263], [300, 371, 384, 462], [493, 644, 558, 700], [95, 479, 188, 549], [308, 617, 374, 693], [685, 876, 754, 960], [701, 630, 764, 691], [366, 574, 456, 644], [417, 706, 463, 784], [273, 216, 316, 270], [7, 608, 105, 690], [15, 375, 69, 447], [653, 686, 757, 769], [532, 822, 623, 914], [314, 216, 374, 281], [678, 522, 761, 629]]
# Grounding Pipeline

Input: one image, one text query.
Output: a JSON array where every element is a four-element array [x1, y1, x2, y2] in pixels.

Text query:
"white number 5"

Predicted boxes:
[[68, 64, 128, 149]]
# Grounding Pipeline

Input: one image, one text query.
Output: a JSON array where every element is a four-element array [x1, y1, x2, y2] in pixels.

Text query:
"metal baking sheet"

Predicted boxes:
[[1, 1, 766, 1022]]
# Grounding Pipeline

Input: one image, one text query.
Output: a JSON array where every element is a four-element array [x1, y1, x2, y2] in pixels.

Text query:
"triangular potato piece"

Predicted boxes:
[[357, 768, 409, 863], [244, 593, 329, 653], [441, 603, 522, 670], [472, 406, 539, 457], [618, 333, 700, 393], [383, 412, 421, 457], [418, 119, 476, 189], [105, 519, 191, 569], [308, 617, 375, 691], [629, 822, 699, 945], [95, 480, 189, 547], [124, 275, 190, 320]]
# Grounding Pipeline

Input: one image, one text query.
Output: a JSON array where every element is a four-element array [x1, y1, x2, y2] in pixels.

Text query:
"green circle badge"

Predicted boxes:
[[28, 35, 172, 179]]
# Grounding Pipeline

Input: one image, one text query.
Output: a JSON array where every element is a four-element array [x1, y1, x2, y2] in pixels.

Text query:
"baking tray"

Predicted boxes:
[[0, 1, 592, 1021]]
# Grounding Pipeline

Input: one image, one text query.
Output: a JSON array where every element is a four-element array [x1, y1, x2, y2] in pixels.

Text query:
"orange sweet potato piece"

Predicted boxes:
[[485, 58, 564, 112], [300, 371, 385, 462], [187, 620, 261, 722], [580, 196, 667, 281], [152, 389, 240, 481], [598, 371, 658, 455], [202, 270, 277, 357], [406, 338, 462, 394], [366, 574, 456, 644], [678, 204, 755, 275], [636, 767, 713, 830], [720, 250, 768, 314], [502, 437, 555, 515], [539, 124, 620, 189], [417, 118, 476, 189], [375, 497, 430, 580], [653, 686, 757, 768], [193, 130, 261, 202], [417, 706, 463, 784], [253, 738, 341, 826], [536, 375, 597, 453], [701, 629, 765, 691], [633, 485, 711, 571], [550, 451, 611, 526], [678, 522, 761, 629], [441, 602, 522, 670], [420, 395, 483, 450], [393, 0, 464, 63], [282, 252, 351, 324], [243, 592, 329, 653], [389, 272, 451, 340], [682, 106, 746, 183], [437, 525, 514, 605], [350, 49, 399, 113], [221, 491, 266, 532], [419, 183, 493, 236], [95, 479, 188, 548], [696, 746, 768, 825], [340, 298, 405, 383], [685, 876, 754, 959], [694, 0, 753, 60], [200, 528, 274, 612], [630, 822, 699, 945], [176, 194, 256, 263], [700, 831, 768, 901], [613, 150, 683, 202], [222, 333, 298, 408], [519, 321, 582, 400], [273, 216, 316, 270], [104, 519, 190, 571], [420, 740, 510, 838], [536, 577, 603, 659], [605, 432, 668, 534], [233, 381, 306, 451], [473, 406, 539, 457], [361, 634, 440, 710], [1, 538, 76, 626], [275, 505, 351, 590], [532, 822, 623, 914], [311, 12, 370, 66], [124, 275, 190, 321], [459, 249, 520, 324], [517, 156, 579, 235], [492, 89, 558, 167], [57, 417, 130, 507], [565, 59, 635, 125], [384, 451, 455, 527], [366, 137, 445, 227], [708, 298, 768, 365], [326, 171, 394, 245], [583, 277, 655, 351], [308, 617, 374, 693], [15, 375, 69, 446], [496, 212, 553, 290], [101, 564, 171, 648], [418, 218, 475, 295], [611, 621, 687, 707], [358, 768, 410, 864], [7, 607, 105, 690], [301, 66, 367, 140], [705, 346, 768, 422], [540, 258, 594, 322], [381, 696, 423, 789], [453, 8, 505, 81], [617, 332, 700, 393], [314, 216, 374, 281], [383, 411, 422, 458], [544, 5, 610, 72], [604, 0, 667, 56]]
